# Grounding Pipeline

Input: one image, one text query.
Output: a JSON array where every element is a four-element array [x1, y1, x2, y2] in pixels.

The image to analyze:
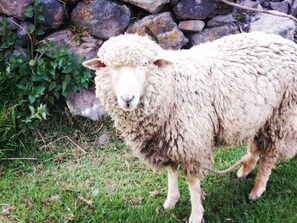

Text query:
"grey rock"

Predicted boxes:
[[71, 0, 131, 39], [66, 89, 107, 121], [270, 1, 289, 14], [17, 21, 31, 46], [207, 14, 237, 27], [189, 24, 239, 45], [38, 0, 68, 31], [241, 0, 262, 9], [98, 133, 111, 147], [291, 0, 297, 17], [45, 29, 103, 61], [0, 0, 32, 20], [170, 0, 179, 6], [249, 12, 295, 41], [178, 20, 205, 32], [119, 0, 170, 13], [13, 47, 28, 60], [173, 0, 217, 20], [63, 0, 80, 4], [127, 12, 188, 50]]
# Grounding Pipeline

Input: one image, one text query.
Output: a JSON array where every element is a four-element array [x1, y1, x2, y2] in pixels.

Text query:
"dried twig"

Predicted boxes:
[[39, 136, 86, 153], [0, 158, 38, 161], [0, 4, 9, 15], [66, 136, 87, 153], [37, 129, 46, 143], [219, 0, 297, 23]]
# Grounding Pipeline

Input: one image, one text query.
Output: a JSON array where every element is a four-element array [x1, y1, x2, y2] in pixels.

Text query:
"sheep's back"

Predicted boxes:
[[205, 32, 297, 145]]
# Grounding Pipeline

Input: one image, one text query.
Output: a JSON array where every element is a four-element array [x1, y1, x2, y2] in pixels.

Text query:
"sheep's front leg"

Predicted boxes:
[[163, 166, 180, 210], [186, 175, 204, 223]]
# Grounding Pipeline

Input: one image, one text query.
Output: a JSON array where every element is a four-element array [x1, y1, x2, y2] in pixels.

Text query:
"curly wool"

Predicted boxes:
[[97, 34, 163, 67], [94, 32, 297, 178]]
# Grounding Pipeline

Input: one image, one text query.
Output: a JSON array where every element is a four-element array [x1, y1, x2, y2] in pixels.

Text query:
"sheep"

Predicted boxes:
[[82, 32, 297, 223]]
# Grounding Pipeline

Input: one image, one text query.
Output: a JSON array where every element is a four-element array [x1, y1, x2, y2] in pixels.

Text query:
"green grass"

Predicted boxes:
[[0, 115, 297, 223]]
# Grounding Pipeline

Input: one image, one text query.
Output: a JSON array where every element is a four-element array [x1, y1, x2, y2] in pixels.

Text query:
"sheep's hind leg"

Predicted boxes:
[[249, 155, 277, 200], [186, 175, 204, 223], [249, 112, 297, 200], [237, 140, 260, 178], [163, 166, 180, 210]]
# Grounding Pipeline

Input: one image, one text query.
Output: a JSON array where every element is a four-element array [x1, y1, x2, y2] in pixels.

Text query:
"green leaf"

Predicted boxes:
[[29, 95, 36, 104], [1, 42, 12, 49], [62, 80, 68, 93], [35, 86, 46, 95], [41, 112, 47, 120], [16, 84, 27, 90], [27, 24, 36, 34], [26, 5, 34, 11], [64, 74, 71, 84], [50, 61, 58, 69], [29, 106, 35, 114], [35, 113, 42, 120], [29, 60, 36, 66], [37, 58, 45, 66], [48, 82, 57, 91], [37, 14, 45, 22], [62, 66, 73, 73], [37, 28, 45, 36], [24, 10, 34, 18], [54, 91, 60, 99]]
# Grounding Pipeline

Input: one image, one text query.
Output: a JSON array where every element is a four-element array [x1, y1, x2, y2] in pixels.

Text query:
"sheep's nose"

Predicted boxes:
[[121, 95, 135, 105]]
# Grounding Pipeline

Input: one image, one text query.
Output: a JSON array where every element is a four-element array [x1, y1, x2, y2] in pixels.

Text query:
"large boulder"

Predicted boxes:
[[270, 1, 289, 14], [207, 14, 237, 27], [0, 0, 32, 20], [63, 0, 80, 4], [178, 20, 205, 32], [45, 29, 103, 61], [66, 89, 107, 121], [127, 12, 188, 50], [291, 0, 297, 17], [71, 0, 131, 39], [249, 12, 296, 41], [173, 0, 217, 20], [189, 24, 239, 45], [38, 0, 68, 31], [119, 0, 170, 13]]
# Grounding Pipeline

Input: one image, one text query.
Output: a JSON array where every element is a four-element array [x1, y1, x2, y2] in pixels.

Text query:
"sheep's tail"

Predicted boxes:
[[206, 159, 243, 176]]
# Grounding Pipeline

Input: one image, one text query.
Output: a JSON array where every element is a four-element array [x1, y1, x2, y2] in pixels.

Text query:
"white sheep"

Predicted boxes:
[[83, 32, 297, 223]]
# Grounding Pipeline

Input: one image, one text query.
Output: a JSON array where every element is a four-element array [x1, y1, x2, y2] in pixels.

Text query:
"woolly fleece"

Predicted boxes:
[[93, 32, 297, 178]]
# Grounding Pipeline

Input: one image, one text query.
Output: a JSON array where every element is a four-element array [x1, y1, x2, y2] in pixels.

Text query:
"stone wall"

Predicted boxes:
[[1, 0, 296, 120], [1, 0, 296, 60]]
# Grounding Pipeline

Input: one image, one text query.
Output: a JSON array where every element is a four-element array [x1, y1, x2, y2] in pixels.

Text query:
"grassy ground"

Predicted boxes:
[[0, 113, 297, 223]]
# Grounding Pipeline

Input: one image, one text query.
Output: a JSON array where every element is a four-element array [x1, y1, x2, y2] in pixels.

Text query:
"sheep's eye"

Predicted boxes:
[[142, 62, 148, 66]]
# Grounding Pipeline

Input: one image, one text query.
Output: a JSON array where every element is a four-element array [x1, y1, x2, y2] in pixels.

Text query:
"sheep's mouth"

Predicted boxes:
[[118, 99, 139, 111]]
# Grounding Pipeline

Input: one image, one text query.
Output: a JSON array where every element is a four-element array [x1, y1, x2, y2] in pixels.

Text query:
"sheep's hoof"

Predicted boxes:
[[189, 215, 205, 223], [163, 195, 180, 210], [237, 165, 254, 178], [163, 194, 180, 210], [249, 187, 266, 201]]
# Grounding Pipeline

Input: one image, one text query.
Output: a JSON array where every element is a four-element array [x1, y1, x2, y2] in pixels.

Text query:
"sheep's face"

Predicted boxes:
[[111, 65, 146, 111], [83, 58, 171, 112]]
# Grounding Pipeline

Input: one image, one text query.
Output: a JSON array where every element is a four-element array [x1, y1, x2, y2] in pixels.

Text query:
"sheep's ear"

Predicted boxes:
[[82, 58, 106, 70], [153, 59, 172, 68]]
